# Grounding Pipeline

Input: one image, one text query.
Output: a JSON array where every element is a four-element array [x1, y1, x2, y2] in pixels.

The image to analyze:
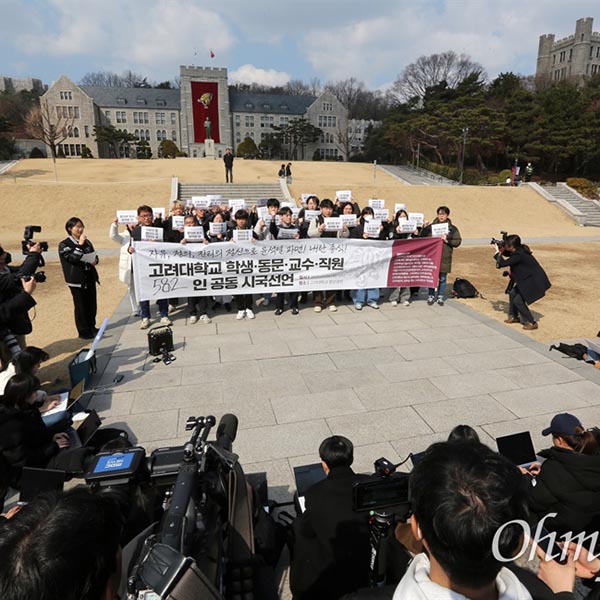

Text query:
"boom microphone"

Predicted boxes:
[[216, 414, 238, 451]]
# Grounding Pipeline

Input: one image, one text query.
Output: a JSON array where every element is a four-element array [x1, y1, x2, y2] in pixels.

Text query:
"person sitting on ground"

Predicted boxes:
[[525, 413, 600, 536], [290, 435, 371, 600], [0, 488, 123, 600], [393, 440, 534, 600], [549, 342, 600, 369]]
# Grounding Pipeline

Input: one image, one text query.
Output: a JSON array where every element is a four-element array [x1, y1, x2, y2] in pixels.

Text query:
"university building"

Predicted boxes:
[[536, 17, 600, 81], [41, 65, 362, 160]]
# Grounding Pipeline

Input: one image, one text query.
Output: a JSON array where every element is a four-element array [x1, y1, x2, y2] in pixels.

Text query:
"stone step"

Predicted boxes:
[[541, 184, 600, 226]]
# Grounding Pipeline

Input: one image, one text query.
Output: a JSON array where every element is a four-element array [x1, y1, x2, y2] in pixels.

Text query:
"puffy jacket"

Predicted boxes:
[[419, 218, 461, 273], [58, 237, 99, 288]]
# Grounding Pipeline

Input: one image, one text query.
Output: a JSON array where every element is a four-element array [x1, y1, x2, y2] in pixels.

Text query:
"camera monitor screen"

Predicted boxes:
[[496, 431, 537, 467], [353, 475, 410, 512], [86, 449, 145, 483], [94, 453, 135, 474]]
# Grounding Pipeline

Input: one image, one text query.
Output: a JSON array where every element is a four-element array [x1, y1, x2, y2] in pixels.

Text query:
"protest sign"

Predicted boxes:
[[394, 203, 407, 214], [408, 212, 425, 226], [172, 216, 185, 229], [324, 217, 343, 232], [431, 222, 449, 237], [184, 226, 205, 241], [209, 222, 227, 236], [304, 210, 320, 222], [397, 219, 418, 234], [141, 226, 164, 242], [233, 229, 253, 243], [278, 228, 299, 239], [116, 210, 138, 225], [364, 220, 382, 238], [132, 237, 443, 301], [191, 196, 211, 209], [340, 214, 358, 228], [368, 199, 385, 210], [373, 208, 390, 221], [336, 190, 352, 202]]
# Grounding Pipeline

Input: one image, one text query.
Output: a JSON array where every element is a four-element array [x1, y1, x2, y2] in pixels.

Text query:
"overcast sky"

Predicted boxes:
[[1, 0, 598, 89]]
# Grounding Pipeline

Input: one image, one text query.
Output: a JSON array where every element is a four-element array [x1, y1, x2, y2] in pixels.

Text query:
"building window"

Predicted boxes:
[[279, 103, 288, 110], [280, 116, 289, 126], [62, 106, 68, 118], [105, 110, 111, 124], [597, 47, 600, 58], [145, 129, 150, 141], [569, 48, 573, 61], [59, 91, 64, 100], [244, 102, 254, 109], [162, 130, 167, 140], [249, 131, 255, 139], [143, 112, 149, 124], [170, 112, 176, 125], [133, 112, 139, 124], [245, 115, 254, 127], [116, 97, 126, 105], [67, 125, 73, 137], [171, 130, 177, 141], [136, 98, 146, 105], [74, 106, 80, 118], [56, 106, 62, 118], [73, 127, 79, 138], [260, 115, 274, 128], [84, 125, 89, 138], [323, 102, 332, 111], [156, 99, 166, 107], [236, 132, 241, 143], [70, 144, 75, 155], [135, 129, 139, 138], [116, 111, 127, 124], [235, 114, 240, 126], [155, 112, 165, 124], [156, 130, 162, 141], [75, 144, 81, 156], [68, 106, 73, 118], [553, 54, 556, 65]]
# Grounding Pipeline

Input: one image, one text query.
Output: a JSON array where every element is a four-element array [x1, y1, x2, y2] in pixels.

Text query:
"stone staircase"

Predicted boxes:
[[541, 183, 600, 227], [178, 182, 286, 206], [380, 164, 457, 186]]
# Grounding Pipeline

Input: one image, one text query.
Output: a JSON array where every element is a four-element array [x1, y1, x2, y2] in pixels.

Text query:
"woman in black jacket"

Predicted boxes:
[[59, 217, 99, 339], [494, 234, 551, 331]]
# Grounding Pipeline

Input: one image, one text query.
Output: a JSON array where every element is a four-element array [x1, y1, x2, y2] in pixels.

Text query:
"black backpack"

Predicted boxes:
[[452, 278, 479, 298]]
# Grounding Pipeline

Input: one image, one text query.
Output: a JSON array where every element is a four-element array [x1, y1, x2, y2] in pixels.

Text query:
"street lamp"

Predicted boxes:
[[459, 127, 468, 184]]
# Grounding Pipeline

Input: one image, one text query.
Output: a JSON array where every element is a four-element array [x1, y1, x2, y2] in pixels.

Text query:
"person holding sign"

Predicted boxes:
[[227, 210, 257, 320], [297, 195, 319, 238], [129, 206, 171, 329], [109, 216, 139, 316], [163, 200, 185, 240], [308, 199, 349, 313], [59, 217, 99, 340], [389, 209, 417, 306], [420, 206, 462, 306]]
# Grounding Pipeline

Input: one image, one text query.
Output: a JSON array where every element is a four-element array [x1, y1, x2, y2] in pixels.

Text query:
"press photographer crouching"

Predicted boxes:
[[0, 234, 46, 368], [493, 234, 551, 331]]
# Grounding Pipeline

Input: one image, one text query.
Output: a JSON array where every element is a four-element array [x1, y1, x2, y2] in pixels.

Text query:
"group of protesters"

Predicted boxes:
[[110, 194, 463, 328]]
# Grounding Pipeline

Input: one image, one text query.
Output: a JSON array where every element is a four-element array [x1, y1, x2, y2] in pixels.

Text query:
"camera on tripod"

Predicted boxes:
[[490, 230, 508, 252], [22, 225, 49, 254]]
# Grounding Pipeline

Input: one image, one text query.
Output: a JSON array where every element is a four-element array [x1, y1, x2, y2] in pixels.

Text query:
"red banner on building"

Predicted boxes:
[[191, 81, 220, 143], [387, 238, 443, 288]]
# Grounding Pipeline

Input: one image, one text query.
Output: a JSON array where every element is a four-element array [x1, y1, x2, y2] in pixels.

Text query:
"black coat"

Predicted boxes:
[[528, 446, 600, 535], [419, 218, 461, 273], [0, 404, 58, 488], [496, 247, 551, 305], [223, 152, 234, 168], [58, 237, 99, 288], [350, 218, 387, 241], [290, 466, 371, 600]]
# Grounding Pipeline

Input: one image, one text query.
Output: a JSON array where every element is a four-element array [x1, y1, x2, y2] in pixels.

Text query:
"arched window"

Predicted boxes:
[[73, 127, 79, 138], [156, 130, 161, 141], [135, 129, 139, 138], [145, 129, 150, 141], [162, 130, 167, 140], [171, 130, 177, 141], [67, 125, 73, 137]]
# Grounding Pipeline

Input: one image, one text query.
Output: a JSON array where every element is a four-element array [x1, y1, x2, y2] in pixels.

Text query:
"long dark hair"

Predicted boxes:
[[12, 346, 49, 375], [505, 234, 532, 255], [0, 374, 40, 410], [555, 427, 599, 455]]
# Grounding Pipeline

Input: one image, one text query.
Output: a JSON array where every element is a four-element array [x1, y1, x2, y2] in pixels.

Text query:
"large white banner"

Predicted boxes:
[[132, 238, 443, 301]]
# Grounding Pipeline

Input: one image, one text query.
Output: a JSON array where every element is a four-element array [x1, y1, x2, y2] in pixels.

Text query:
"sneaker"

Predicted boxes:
[[200, 314, 212, 324], [329, 304, 338, 312], [403, 300, 411, 306], [160, 316, 173, 326], [391, 301, 398, 307], [236, 310, 245, 320], [140, 318, 150, 330], [427, 296, 435, 306], [291, 307, 299, 315], [314, 306, 322, 313], [246, 309, 255, 319], [437, 298, 445, 306], [189, 315, 198, 324], [274, 308, 283, 316], [367, 302, 380, 310], [354, 303, 363, 311]]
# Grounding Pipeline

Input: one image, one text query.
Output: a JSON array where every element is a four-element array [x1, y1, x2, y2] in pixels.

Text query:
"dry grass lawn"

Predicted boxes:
[[1, 159, 598, 386]]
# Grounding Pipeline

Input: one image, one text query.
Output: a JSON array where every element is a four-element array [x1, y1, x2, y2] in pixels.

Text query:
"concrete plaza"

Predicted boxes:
[[89, 292, 600, 502]]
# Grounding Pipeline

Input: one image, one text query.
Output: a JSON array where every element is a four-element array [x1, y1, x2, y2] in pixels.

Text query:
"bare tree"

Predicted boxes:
[[308, 77, 322, 96], [325, 78, 365, 113], [284, 79, 312, 96], [393, 51, 487, 101], [25, 99, 74, 181], [79, 70, 126, 87], [334, 122, 359, 161]]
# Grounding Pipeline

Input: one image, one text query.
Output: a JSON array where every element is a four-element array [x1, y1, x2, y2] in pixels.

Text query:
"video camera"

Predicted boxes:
[[22, 272, 47, 283], [490, 230, 508, 252], [22, 225, 48, 255], [84, 414, 263, 600]]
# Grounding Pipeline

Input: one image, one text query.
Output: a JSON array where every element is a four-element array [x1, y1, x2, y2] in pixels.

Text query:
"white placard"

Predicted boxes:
[[278, 228, 299, 239], [228, 199, 246, 210], [171, 216, 185, 229], [80, 252, 97, 264], [408, 212, 425, 226], [209, 222, 227, 236], [152, 207, 166, 220], [291, 207, 300, 218], [184, 226, 205, 241], [233, 229, 253, 242], [431, 222, 449, 238], [280, 202, 295, 209], [373, 208, 390, 221], [141, 226, 164, 241], [207, 194, 223, 206], [304, 210, 320, 222], [340, 214, 358, 228], [397, 219, 418, 234], [116, 210, 137, 225], [368, 199, 385, 210], [336, 190, 352, 202], [364, 220, 382, 238], [257, 206, 270, 220], [191, 196, 211, 209], [324, 217, 343, 232], [301, 193, 317, 203], [394, 203, 407, 214]]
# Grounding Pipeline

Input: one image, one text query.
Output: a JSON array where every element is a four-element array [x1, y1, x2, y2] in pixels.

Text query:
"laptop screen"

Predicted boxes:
[[293, 463, 326, 497], [77, 410, 102, 446], [19, 468, 65, 503], [69, 378, 85, 404], [496, 431, 537, 466]]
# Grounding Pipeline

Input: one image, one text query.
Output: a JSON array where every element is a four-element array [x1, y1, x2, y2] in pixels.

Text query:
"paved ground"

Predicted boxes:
[[90, 292, 600, 502]]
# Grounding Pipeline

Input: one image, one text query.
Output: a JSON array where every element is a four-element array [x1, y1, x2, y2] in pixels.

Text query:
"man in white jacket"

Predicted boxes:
[[393, 441, 534, 600]]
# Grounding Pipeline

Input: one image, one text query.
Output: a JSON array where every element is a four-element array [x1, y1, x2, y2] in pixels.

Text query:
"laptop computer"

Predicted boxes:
[[18, 467, 65, 504], [71, 409, 102, 448], [496, 431, 538, 468], [42, 378, 87, 419], [293, 463, 327, 513], [587, 339, 600, 356]]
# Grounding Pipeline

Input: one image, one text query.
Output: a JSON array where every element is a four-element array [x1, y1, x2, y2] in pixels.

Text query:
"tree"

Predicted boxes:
[[136, 139, 152, 159], [271, 118, 322, 160], [79, 70, 161, 88], [0, 115, 16, 159], [93, 125, 137, 158], [237, 136, 259, 158], [393, 51, 487, 102], [25, 98, 74, 181], [81, 145, 93, 158], [159, 139, 180, 158], [258, 132, 284, 159]]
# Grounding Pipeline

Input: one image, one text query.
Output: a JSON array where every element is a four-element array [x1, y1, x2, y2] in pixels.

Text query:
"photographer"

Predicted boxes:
[[494, 234, 551, 331], [0, 243, 43, 366]]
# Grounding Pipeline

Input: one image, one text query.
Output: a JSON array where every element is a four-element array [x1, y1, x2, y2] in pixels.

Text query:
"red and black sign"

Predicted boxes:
[[191, 81, 220, 143]]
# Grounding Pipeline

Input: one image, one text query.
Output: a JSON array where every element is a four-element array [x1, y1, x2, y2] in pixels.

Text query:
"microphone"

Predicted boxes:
[[216, 414, 238, 451]]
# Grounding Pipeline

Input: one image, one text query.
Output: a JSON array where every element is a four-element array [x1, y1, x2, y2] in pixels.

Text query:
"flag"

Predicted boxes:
[[210, 49, 215, 58]]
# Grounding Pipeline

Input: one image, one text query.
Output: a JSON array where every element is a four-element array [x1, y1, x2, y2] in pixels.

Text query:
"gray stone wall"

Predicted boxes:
[[305, 90, 348, 160], [0, 76, 46, 93]]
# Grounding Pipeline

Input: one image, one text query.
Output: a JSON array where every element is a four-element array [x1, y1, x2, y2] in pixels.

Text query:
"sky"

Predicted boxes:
[[0, 0, 598, 90]]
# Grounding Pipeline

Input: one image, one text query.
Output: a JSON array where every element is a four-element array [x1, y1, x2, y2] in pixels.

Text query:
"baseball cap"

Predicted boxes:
[[542, 413, 583, 437]]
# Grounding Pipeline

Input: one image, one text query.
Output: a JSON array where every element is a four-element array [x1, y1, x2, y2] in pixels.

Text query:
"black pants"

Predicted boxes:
[[509, 287, 535, 324], [225, 166, 233, 182], [275, 292, 298, 311], [236, 294, 253, 310], [188, 296, 209, 316], [69, 285, 97, 336]]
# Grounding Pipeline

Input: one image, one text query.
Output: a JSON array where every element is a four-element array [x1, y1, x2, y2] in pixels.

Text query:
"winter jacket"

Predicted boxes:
[[496, 247, 551, 305], [419, 218, 461, 273], [109, 222, 133, 284], [308, 215, 350, 239], [58, 236, 99, 288], [223, 152, 234, 168]]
